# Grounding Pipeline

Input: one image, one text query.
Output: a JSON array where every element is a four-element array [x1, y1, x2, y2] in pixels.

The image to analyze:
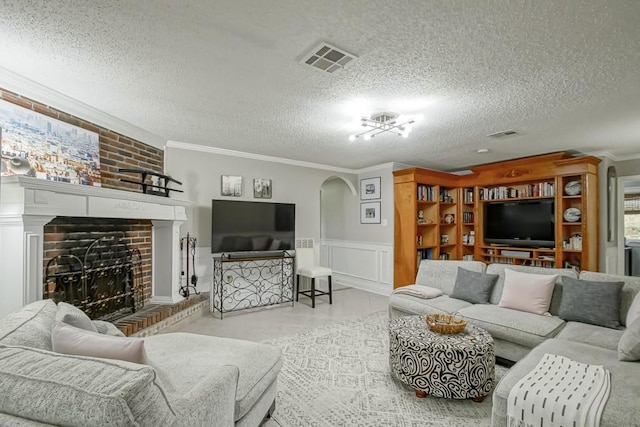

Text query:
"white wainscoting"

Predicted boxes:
[[193, 242, 394, 298], [320, 239, 394, 296]]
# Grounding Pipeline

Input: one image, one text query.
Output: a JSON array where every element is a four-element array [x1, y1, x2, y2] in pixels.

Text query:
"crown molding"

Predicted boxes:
[[167, 140, 392, 175], [585, 150, 640, 162], [0, 66, 166, 150], [355, 162, 395, 174]]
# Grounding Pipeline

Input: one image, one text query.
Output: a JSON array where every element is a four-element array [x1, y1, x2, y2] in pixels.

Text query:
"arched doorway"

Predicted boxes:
[[319, 176, 357, 242]]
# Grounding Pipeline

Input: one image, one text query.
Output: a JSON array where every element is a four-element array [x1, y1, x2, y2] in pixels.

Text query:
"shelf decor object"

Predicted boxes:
[[425, 313, 466, 334], [118, 168, 183, 197], [348, 112, 414, 141], [564, 180, 582, 196], [563, 207, 581, 222], [360, 176, 381, 200]]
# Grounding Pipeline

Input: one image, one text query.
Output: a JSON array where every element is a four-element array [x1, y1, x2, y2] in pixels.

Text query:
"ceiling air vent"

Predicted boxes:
[[487, 129, 518, 138], [300, 42, 357, 73]]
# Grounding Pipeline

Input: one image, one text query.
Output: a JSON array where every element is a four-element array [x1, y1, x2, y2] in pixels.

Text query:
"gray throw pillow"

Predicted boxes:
[[619, 317, 640, 361], [450, 267, 499, 304], [559, 276, 624, 329], [55, 302, 98, 333]]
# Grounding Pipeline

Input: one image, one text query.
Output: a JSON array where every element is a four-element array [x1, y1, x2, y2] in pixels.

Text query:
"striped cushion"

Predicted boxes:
[[0, 345, 175, 427]]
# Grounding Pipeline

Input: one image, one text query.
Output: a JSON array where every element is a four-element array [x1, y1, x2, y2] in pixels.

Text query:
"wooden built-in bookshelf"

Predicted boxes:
[[393, 152, 600, 288]]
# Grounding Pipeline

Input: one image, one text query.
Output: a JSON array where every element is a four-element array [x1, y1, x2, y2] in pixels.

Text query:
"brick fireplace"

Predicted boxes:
[[0, 176, 191, 317], [43, 218, 151, 319]]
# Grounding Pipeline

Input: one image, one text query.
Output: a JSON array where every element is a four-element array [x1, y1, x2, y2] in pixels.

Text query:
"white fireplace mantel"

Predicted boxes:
[[0, 176, 192, 317]]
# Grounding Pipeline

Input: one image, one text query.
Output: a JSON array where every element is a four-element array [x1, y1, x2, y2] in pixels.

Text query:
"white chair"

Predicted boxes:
[[295, 247, 332, 308]]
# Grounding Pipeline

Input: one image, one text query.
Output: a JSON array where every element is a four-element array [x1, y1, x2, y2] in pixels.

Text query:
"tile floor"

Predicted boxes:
[[160, 286, 390, 342]]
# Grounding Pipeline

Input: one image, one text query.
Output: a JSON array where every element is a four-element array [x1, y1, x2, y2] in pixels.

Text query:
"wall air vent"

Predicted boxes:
[[300, 42, 357, 73], [487, 130, 518, 138]]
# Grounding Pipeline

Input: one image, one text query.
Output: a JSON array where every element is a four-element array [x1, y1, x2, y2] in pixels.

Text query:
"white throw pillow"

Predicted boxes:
[[52, 321, 148, 364], [626, 291, 640, 327], [498, 269, 558, 316], [392, 285, 444, 299], [55, 302, 98, 332]]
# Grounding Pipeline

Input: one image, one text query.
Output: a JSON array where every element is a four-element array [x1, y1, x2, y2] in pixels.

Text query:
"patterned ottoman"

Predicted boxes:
[[389, 315, 495, 401]]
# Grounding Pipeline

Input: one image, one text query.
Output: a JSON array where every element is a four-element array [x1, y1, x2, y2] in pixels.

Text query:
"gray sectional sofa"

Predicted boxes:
[[389, 260, 640, 427], [0, 299, 282, 426]]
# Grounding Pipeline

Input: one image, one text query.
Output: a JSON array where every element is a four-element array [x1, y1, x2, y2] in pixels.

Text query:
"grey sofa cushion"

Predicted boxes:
[[55, 302, 98, 332], [450, 267, 498, 304], [0, 344, 175, 427], [579, 271, 640, 326], [555, 321, 624, 351], [458, 304, 565, 348], [0, 300, 57, 350], [415, 260, 486, 295], [493, 338, 639, 427], [559, 276, 624, 329], [144, 332, 282, 421], [618, 317, 640, 361]]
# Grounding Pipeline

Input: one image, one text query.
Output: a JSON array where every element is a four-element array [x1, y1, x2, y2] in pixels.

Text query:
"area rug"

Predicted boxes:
[[264, 310, 508, 427]]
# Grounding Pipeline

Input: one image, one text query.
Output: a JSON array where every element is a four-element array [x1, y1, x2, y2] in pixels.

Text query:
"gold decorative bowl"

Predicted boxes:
[[425, 313, 466, 334]]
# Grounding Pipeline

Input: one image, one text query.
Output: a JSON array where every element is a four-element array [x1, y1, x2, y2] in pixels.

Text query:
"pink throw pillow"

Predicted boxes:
[[52, 321, 148, 364], [498, 269, 558, 315], [627, 291, 640, 326]]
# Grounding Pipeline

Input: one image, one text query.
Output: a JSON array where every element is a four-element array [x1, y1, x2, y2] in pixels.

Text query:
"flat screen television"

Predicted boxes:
[[211, 200, 295, 255], [484, 199, 555, 248]]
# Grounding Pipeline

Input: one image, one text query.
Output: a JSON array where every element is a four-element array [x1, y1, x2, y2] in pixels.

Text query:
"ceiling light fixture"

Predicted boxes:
[[349, 112, 414, 141]]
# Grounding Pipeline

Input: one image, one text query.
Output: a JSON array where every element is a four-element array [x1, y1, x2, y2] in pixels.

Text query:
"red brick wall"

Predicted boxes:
[[43, 217, 153, 303], [0, 88, 164, 191]]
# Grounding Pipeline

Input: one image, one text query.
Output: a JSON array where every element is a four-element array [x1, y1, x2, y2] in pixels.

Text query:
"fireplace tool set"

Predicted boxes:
[[180, 233, 200, 297]]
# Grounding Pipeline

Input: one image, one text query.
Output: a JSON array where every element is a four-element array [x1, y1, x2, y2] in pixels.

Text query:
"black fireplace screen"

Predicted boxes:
[[44, 232, 143, 320]]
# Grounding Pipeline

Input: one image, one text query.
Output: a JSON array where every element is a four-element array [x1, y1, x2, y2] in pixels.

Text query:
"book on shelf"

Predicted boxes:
[[479, 182, 555, 200], [463, 188, 474, 203], [462, 211, 474, 223], [417, 248, 434, 266], [417, 185, 434, 201]]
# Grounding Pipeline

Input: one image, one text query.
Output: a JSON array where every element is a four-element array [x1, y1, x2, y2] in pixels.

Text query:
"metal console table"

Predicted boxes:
[[211, 251, 295, 318]]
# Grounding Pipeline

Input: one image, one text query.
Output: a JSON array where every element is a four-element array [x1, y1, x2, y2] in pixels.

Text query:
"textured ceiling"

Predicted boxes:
[[1, 0, 639, 170]]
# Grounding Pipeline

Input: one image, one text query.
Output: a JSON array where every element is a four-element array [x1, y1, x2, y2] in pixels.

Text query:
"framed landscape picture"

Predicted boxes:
[[0, 99, 101, 186], [360, 202, 381, 224], [360, 176, 381, 200]]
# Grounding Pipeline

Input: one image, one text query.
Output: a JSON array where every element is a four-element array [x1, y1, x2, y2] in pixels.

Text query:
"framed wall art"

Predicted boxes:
[[360, 176, 381, 200], [253, 178, 272, 199], [360, 201, 381, 224], [0, 99, 101, 186], [221, 175, 243, 197]]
